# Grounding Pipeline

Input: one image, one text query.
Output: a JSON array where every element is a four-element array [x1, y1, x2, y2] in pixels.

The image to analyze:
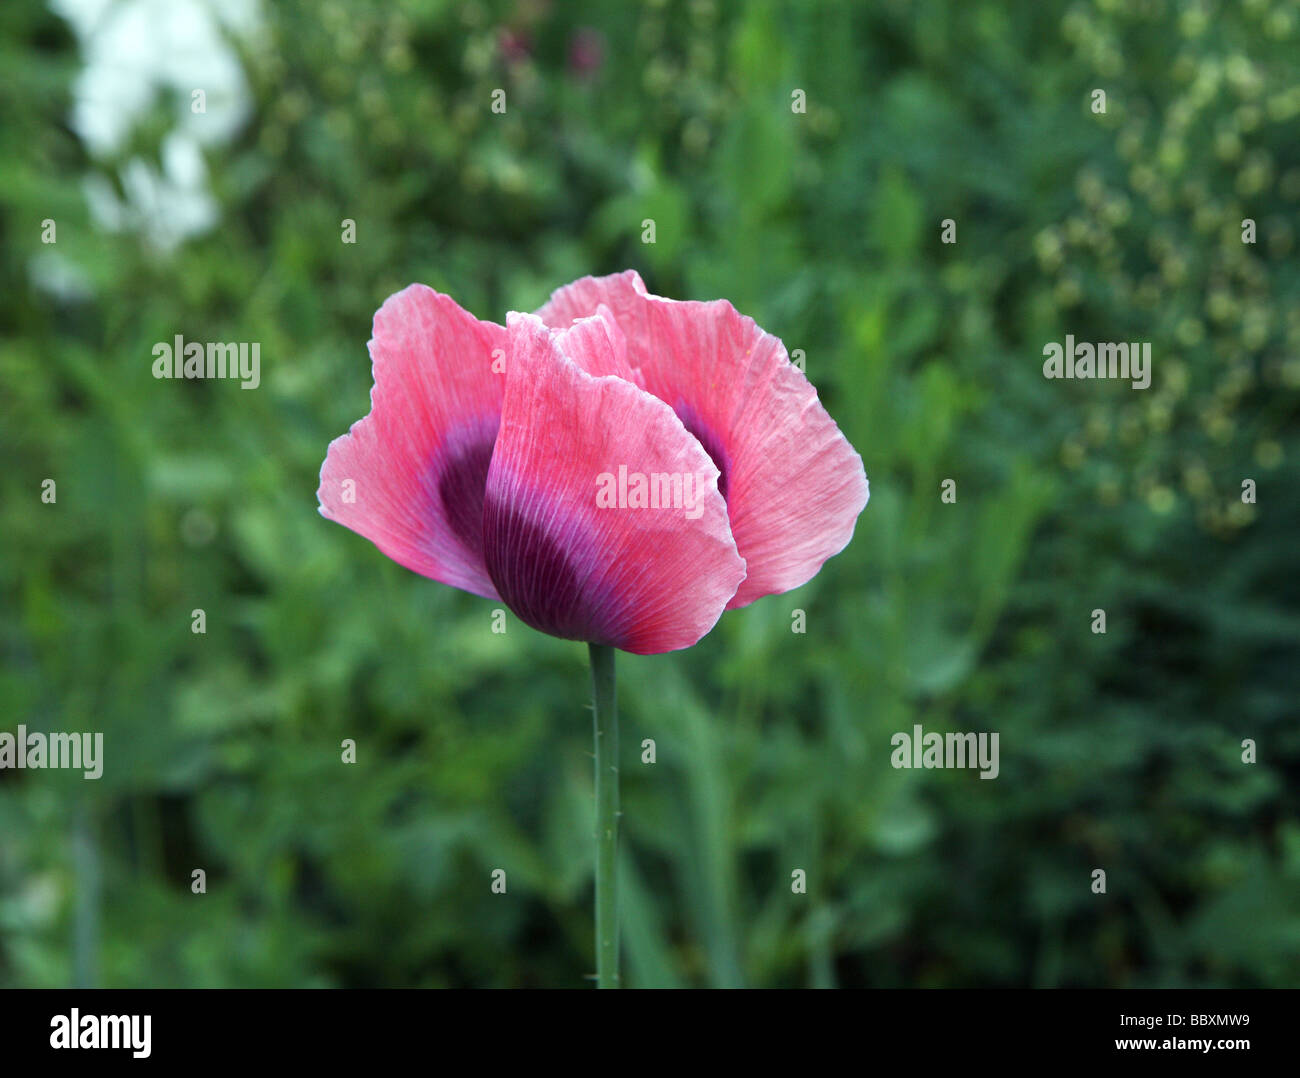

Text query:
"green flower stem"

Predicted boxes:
[[589, 642, 620, 988]]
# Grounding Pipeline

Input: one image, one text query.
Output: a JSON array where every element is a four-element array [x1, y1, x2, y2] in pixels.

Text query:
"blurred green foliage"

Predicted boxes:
[[2, 0, 1298, 987]]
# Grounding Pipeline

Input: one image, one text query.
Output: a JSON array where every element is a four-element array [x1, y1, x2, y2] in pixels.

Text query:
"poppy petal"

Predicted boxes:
[[553, 305, 640, 385], [537, 270, 651, 337], [538, 273, 868, 608], [483, 313, 745, 654], [318, 284, 507, 599]]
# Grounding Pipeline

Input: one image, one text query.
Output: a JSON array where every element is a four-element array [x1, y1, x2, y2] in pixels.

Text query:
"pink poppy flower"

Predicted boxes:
[[537, 270, 869, 609], [318, 275, 867, 653]]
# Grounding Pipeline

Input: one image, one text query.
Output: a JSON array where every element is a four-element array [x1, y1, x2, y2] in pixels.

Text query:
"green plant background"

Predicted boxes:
[[2, 0, 1298, 988]]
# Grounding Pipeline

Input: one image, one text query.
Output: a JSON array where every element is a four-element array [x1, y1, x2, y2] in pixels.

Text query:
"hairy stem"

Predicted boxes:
[[589, 642, 619, 988]]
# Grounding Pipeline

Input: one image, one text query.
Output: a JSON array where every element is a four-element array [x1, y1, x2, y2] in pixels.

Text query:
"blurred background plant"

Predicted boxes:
[[1, 0, 1297, 988]]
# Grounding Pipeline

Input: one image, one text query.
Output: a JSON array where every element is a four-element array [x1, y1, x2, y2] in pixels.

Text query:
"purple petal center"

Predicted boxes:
[[437, 419, 498, 558], [483, 489, 610, 643], [675, 404, 730, 503]]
